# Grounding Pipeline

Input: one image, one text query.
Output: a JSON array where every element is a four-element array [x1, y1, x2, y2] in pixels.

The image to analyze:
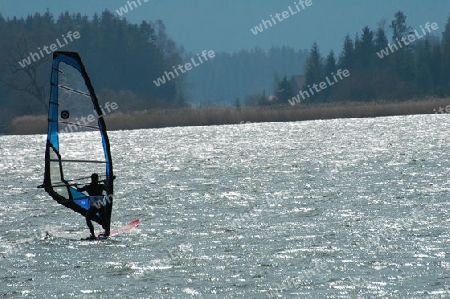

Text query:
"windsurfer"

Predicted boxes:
[[75, 173, 110, 239]]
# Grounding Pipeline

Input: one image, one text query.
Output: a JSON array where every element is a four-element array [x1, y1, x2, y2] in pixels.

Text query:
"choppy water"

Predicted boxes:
[[1, 115, 450, 298]]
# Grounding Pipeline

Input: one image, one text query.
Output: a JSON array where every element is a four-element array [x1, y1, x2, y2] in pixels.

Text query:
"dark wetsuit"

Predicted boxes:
[[77, 183, 109, 237]]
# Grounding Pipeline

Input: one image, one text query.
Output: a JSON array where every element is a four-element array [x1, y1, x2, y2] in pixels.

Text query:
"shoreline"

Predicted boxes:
[[8, 97, 450, 135]]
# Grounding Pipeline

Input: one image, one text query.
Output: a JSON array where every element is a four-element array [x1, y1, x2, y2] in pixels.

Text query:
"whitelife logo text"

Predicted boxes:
[[376, 22, 439, 59], [250, 0, 313, 35], [18, 31, 81, 68], [153, 50, 215, 87]]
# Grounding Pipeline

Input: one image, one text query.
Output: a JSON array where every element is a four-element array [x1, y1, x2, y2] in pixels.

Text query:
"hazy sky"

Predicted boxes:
[[1, 0, 448, 55]]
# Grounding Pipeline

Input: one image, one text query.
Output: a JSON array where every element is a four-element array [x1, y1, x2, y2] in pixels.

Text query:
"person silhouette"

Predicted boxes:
[[75, 173, 109, 239]]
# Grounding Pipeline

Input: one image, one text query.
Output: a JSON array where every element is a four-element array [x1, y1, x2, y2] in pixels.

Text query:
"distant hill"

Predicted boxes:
[[185, 47, 308, 106]]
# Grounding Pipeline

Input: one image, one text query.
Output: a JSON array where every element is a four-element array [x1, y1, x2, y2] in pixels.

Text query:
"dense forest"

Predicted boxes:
[[0, 10, 186, 127], [264, 12, 450, 106]]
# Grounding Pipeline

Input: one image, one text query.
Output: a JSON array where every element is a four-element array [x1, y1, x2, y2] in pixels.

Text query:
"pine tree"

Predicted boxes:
[[356, 26, 375, 69], [390, 11, 412, 42], [338, 34, 354, 70], [389, 11, 415, 93], [274, 75, 294, 105], [323, 50, 336, 101], [324, 50, 336, 75], [304, 42, 324, 103], [374, 27, 389, 68]]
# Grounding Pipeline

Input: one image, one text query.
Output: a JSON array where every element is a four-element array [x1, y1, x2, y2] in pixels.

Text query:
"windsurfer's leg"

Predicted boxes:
[[86, 208, 96, 237], [101, 206, 110, 236]]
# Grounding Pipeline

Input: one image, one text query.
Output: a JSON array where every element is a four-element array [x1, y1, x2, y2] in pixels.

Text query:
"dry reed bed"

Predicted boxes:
[[10, 98, 450, 135]]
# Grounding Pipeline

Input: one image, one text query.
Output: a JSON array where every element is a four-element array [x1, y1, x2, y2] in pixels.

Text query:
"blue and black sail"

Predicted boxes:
[[38, 51, 113, 226]]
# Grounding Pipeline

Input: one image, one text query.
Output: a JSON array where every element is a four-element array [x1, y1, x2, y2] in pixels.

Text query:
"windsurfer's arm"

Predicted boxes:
[[100, 176, 115, 191], [100, 176, 116, 183], [74, 183, 87, 192]]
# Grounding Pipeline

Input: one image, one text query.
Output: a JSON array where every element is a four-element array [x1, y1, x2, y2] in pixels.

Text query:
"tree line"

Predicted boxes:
[[2, 9, 447, 131], [0, 10, 310, 130], [265, 11, 450, 106], [0, 10, 187, 128]]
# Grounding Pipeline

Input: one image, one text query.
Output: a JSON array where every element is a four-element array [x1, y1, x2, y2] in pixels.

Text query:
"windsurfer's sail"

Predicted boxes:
[[38, 51, 114, 227]]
